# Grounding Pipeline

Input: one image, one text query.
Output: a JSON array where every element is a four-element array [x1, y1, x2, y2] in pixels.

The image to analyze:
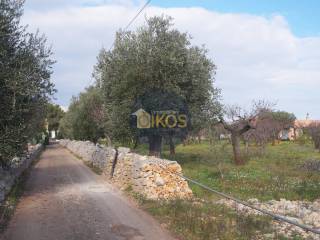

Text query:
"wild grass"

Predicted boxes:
[[135, 140, 320, 201], [130, 141, 320, 239], [125, 190, 297, 240], [84, 161, 103, 175]]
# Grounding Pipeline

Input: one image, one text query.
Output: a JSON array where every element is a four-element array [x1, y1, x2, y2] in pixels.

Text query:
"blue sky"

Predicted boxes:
[[152, 0, 320, 37], [22, 0, 320, 119]]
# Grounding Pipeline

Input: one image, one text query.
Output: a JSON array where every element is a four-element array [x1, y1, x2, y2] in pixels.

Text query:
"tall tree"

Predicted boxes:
[[94, 16, 221, 156], [0, 0, 55, 168], [59, 87, 105, 143], [47, 103, 65, 135]]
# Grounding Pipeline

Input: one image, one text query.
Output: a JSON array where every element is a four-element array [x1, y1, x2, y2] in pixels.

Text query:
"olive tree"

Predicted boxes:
[[0, 0, 55, 168], [244, 110, 296, 154], [59, 87, 105, 143], [221, 100, 296, 165], [47, 103, 65, 137], [94, 16, 221, 156], [220, 107, 258, 165]]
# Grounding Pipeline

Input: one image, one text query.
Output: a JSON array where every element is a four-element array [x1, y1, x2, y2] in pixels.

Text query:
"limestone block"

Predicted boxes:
[[60, 139, 193, 200]]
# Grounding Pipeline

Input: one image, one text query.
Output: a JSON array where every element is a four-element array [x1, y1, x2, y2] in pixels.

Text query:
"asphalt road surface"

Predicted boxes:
[[1, 144, 174, 240]]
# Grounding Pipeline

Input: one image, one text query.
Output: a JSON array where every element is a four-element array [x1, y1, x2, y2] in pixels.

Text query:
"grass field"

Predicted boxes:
[[131, 140, 319, 239], [136, 140, 320, 201], [130, 195, 276, 240]]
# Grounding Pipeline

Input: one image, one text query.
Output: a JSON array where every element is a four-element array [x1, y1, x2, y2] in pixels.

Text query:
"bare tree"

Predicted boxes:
[[219, 100, 278, 165], [306, 123, 320, 151], [220, 105, 258, 165], [243, 110, 295, 153]]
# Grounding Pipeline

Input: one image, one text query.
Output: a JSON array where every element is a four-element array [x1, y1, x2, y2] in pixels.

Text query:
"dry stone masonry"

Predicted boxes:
[[59, 140, 192, 200], [0, 144, 43, 203], [217, 198, 320, 239]]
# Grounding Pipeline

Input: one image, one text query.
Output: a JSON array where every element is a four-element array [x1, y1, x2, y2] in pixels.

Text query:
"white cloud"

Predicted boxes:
[[22, 3, 320, 119], [60, 105, 68, 112]]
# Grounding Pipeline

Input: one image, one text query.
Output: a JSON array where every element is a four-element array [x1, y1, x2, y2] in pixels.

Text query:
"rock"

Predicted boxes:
[[0, 144, 43, 204], [155, 177, 165, 186], [248, 198, 259, 205], [304, 212, 320, 227], [301, 160, 320, 172], [118, 147, 130, 154], [60, 139, 193, 200], [216, 197, 320, 240], [264, 233, 275, 239]]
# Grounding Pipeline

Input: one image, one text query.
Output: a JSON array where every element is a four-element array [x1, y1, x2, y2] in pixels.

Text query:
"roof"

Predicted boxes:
[[294, 120, 320, 128]]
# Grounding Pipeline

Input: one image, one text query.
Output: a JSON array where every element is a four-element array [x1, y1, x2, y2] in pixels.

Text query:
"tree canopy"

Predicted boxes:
[[59, 87, 105, 143], [0, 0, 55, 168], [47, 103, 65, 133], [94, 16, 221, 154]]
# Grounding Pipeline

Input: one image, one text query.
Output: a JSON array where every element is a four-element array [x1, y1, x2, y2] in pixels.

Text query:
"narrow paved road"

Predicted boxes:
[[1, 144, 174, 240]]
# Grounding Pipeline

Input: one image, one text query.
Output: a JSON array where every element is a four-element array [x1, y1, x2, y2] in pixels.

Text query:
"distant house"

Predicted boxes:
[[279, 119, 320, 140], [50, 130, 57, 139]]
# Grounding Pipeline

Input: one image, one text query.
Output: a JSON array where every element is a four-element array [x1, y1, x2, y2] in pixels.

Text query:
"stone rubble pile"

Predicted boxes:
[[301, 159, 320, 172], [0, 144, 43, 203], [217, 198, 320, 239], [59, 140, 192, 200]]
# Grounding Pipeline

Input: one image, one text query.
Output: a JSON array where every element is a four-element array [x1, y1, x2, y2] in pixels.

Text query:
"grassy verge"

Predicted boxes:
[[135, 141, 320, 201], [129, 141, 319, 239], [125, 188, 298, 240], [84, 161, 103, 175]]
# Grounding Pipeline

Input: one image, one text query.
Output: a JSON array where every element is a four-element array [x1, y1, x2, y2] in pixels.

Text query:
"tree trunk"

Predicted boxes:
[[182, 139, 186, 146], [231, 132, 244, 165], [107, 136, 112, 146], [197, 134, 201, 144], [148, 135, 162, 157], [244, 140, 249, 154], [169, 136, 175, 155], [133, 137, 139, 150], [272, 139, 279, 146], [315, 140, 320, 151]]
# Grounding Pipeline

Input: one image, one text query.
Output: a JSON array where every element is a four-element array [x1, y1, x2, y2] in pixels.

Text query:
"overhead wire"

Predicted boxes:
[[87, 0, 152, 87]]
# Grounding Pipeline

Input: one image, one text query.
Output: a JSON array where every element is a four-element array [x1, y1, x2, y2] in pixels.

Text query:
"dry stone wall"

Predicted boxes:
[[218, 198, 320, 239], [59, 140, 192, 200], [0, 144, 43, 203]]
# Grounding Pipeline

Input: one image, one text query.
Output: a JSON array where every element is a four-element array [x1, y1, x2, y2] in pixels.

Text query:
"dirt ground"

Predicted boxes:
[[1, 144, 174, 240]]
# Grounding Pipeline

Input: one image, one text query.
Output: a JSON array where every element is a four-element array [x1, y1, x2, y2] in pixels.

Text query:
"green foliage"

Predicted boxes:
[[94, 15, 221, 146], [271, 111, 296, 129], [0, 0, 55, 168], [46, 103, 65, 132], [244, 110, 297, 147], [137, 199, 273, 240], [135, 141, 320, 201], [59, 87, 105, 143]]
